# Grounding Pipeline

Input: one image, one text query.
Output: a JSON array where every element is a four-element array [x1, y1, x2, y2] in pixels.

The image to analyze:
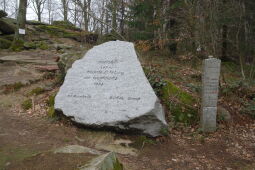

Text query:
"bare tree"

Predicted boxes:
[[61, 0, 69, 21], [1, 0, 7, 12], [46, 0, 53, 24], [14, 0, 27, 41], [30, 0, 47, 22], [75, 0, 91, 31]]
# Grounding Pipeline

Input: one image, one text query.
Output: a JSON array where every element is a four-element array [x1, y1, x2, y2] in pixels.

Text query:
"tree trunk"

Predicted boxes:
[[74, 0, 77, 25], [105, 10, 109, 34], [221, 25, 228, 60], [100, 0, 105, 35], [112, 0, 117, 30], [38, 6, 41, 22], [14, 0, 27, 41], [3, 0, 6, 12], [120, 0, 125, 35], [83, 0, 88, 31], [62, 0, 68, 22]]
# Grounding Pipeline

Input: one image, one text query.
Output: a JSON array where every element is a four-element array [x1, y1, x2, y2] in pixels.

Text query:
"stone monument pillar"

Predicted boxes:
[[201, 56, 221, 132]]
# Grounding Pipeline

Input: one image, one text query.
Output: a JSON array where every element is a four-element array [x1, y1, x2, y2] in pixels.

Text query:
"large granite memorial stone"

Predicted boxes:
[[55, 41, 167, 137]]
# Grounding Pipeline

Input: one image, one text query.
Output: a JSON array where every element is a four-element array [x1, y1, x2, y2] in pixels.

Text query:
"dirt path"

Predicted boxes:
[[1, 80, 254, 170]]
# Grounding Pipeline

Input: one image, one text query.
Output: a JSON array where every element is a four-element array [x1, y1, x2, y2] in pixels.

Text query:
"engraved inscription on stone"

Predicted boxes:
[[201, 57, 221, 132], [55, 41, 167, 137]]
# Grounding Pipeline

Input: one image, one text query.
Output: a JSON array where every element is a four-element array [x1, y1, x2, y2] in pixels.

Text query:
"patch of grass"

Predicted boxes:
[[47, 94, 56, 117], [36, 25, 80, 40], [130, 136, 156, 149], [52, 20, 81, 31], [37, 41, 49, 50], [162, 81, 198, 124], [63, 138, 71, 142], [48, 106, 55, 117], [47, 94, 56, 106], [43, 72, 56, 79], [23, 41, 37, 49], [29, 87, 45, 96], [10, 39, 24, 52], [160, 127, 169, 136], [3, 82, 25, 94], [113, 158, 123, 170], [21, 99, 32, 110]]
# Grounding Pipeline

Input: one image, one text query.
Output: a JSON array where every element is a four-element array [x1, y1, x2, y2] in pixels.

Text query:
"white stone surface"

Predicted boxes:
[[55, 41, 167, 137], [201, 107, 217, 132], [201, 57, 221, 132], [54, 145, 101, 155]]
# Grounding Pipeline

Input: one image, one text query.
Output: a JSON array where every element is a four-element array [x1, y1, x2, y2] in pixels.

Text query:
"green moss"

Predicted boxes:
[[62, 32, 80, 39], [162, 81, 198, 124], [36, 25, 80, 40], [29, 87, 45, 96], [47, 94, 56, 107], [21, 99, 32, 110], [0, 38, 11, 49], [36, 25, 64, 36], [48, 106, 56, 117], [47, 94, 56, 117], [130, 136, 156, 149], [52, 20, 80, 31], [13, 82, 24, 90], [113, 158, 123, 170], [24, 41, 37, 49], [10, 39, 24, 51], [37, 41, 49, 50], [160, 127, 169, 136]]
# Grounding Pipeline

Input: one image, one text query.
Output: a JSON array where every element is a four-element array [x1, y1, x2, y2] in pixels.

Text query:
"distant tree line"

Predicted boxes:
[[1, 0, 254, 80]]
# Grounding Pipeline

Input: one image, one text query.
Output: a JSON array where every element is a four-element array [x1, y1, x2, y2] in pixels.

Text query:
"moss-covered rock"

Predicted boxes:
[[0, 38, 11, 49], [52, 20, 81, 31], [29, 87, 45, 96], [162, 81, 198, 124], [0, 10, 8, 18], [62, 32, 81, 40], [0, 18, 15, 34], [37, 41, 49, 50], [26, 20, 47, 25], [36, 25, 81, 40], [24, 41, 37, 49]]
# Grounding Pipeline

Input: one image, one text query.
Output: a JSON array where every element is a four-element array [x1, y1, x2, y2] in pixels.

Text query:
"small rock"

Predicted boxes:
[[53, 44, 72, 50], [218, 106, 231, 121], [0, 18, 15, 34], [54, 145, 101, 155], [79, 152, 123, 170], [5, 162, 11, 166]]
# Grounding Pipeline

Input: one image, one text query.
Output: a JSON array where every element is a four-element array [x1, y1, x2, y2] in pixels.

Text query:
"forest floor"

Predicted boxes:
[[0, 37, 255, 170]]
